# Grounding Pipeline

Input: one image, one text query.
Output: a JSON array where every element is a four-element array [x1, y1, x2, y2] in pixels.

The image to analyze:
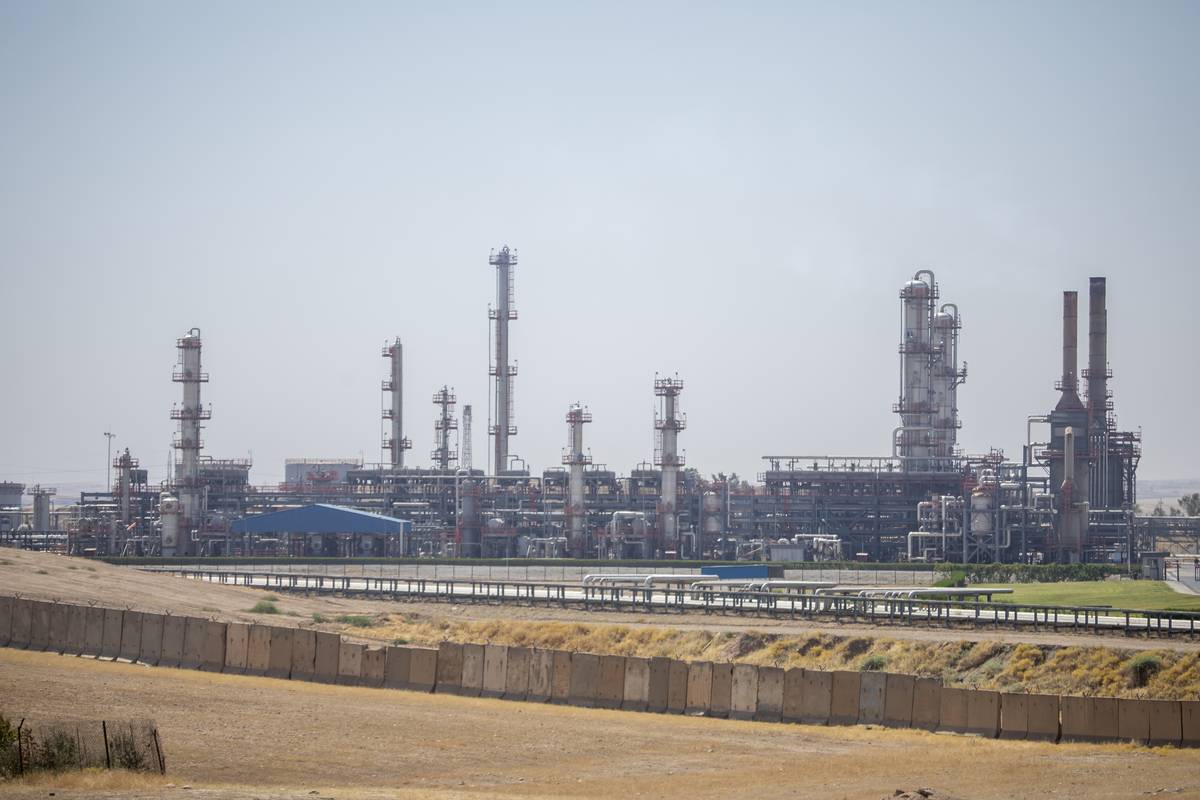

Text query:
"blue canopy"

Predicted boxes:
[[231, 504, 409, 535]]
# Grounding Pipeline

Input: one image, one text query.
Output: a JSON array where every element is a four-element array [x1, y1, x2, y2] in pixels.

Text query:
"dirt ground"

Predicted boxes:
[[2, 548, 1195, 653], [3, 648, 1199, 800]]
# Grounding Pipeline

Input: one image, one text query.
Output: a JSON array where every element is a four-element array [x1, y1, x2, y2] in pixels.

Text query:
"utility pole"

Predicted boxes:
[[103, 430, 116, 492]]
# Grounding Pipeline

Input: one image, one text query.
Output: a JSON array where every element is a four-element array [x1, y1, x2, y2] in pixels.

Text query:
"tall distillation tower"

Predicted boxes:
[[562, 403, 593, 555], [169, 328, 210, 556], [654, 375, 686, 556], [432, 386, 458, 472], [381, 338, 412, 469], [1049, 291, 1091, 562], [460, 404, 473, 471], [489, 246, 518, 474]]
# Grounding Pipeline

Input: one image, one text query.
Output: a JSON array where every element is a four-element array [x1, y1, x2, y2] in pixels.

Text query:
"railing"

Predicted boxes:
[[158, 568, 1200, 637]]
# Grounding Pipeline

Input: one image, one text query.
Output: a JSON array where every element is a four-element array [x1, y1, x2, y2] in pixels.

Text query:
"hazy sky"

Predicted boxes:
[[2, 1, 1197, 494]]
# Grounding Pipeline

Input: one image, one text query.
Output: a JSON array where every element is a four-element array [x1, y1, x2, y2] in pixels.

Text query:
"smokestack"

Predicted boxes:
[[1087, 277, 1108, 432], [1055, 292, 1084, 411]]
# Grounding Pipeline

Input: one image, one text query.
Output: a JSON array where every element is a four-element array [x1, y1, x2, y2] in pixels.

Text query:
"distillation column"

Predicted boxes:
[[562, 404, 593, 556], [654, 376, 686, 557], [382, 338, 412, 469], [489, 246, 519, 474], [1049, 292, 1090, 562], [461, 404, 473, 471], [170, 328, 210, 556], [896, 273, 936, 468], [432, 386, 458, 471], [930, 303, 966, 460]]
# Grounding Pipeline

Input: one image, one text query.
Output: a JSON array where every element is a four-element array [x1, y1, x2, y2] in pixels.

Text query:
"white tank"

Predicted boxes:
[[160, 493, 180, 550]]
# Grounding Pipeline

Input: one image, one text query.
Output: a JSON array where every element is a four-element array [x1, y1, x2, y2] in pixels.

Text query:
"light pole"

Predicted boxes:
[[103, 430, 115, 492]]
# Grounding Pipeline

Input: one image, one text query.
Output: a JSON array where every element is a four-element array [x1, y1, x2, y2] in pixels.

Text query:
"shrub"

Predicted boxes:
[[249, 600, 279, 614], [1127, 654, 1162, 688], [859, 655, 888, 671], [109, 731, 147, 771], [934, 570, 967, 588], [311, 613, 328, 624], [336, 614, 372, 628]]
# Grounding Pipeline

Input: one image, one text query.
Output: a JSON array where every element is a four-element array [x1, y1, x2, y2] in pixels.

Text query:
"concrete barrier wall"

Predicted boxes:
[[10, 599, 31, 649], [569, 652, 600, 708], [29, 601, 51, 651], [1118, 698, 1152, 744], [101, 608, 124, 660], [384, 645, 411, 689], [551, 650, 572, 704], [1182, 701, 1200, 747], [647, 657, 670, 713], [49, 602, 70, 654], [436, 642, 464, 694], [181, 616, 206, 669], [966, 690, 1000, 738], [829, 671, 859, 725], [408, 647, 438, 692], [999, 693, 1029, 739], [224, 622, 249, 674], [266, 626, 294, 679], [755, 666, 784, 723], [782, 668, 804, 723], [528, 649, 554, 703], [65, 603, 87, 656], [858, 671, 886, 725], [314, 631, 340, 683], [912, 677, 941, 731], [482, 645, 509, 699], [622, 656, 650, 712], [200, 621, 227, 672], [159, 614, 185, 667], [119, 611, 143, 663], [139, 612, 163, 666], [0, 595, 11, 647], [505, 646, 531, 701], [362, 647, 386, 687], [710, 663, 733, 719], [796, 669, 830, 725], [939, 687, 969, 734], [5, 603, 1189, 750], [883, 673, 915, 729], [730, 663, 758, 720], [338, 641, 365, 684], [245, 625, 271, 676], [460, 643, 485, 697], [290, 629, 317, 681], [596, 655, 625, 710], [1146, 699, 1183, 745], [666, 659, 689, 714], [685, 661, 713, 716], [1026, 694, 1059, 742]]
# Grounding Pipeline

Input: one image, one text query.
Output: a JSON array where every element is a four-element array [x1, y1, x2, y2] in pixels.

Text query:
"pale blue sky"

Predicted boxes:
[[1, 1, 1197, 490]]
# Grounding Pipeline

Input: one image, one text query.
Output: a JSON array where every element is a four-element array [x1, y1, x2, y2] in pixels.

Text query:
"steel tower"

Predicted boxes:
[[489, 246, 518, 474], [381, 338, 412, 469]]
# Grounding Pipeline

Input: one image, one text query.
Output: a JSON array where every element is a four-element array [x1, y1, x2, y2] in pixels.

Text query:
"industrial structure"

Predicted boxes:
[[7, 254, 1197, 563]]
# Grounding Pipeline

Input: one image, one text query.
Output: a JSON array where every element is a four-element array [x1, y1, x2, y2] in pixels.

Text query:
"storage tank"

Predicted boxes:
[[160, 493, 181, 553]]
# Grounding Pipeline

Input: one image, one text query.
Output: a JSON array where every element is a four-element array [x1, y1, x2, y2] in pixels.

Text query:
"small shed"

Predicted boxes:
[[232, 504, 411, 557]]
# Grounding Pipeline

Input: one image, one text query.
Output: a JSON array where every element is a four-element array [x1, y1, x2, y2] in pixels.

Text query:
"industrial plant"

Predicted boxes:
[[2, 254, 1195, 564]]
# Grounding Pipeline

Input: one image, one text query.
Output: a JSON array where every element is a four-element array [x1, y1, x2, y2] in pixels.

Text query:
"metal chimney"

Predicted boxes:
[[1086, 277, 1108, 433], [1055, 292, 1084, 411]]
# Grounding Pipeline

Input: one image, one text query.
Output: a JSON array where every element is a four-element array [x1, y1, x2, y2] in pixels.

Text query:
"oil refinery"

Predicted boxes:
[[1, 252, 1194, 564]]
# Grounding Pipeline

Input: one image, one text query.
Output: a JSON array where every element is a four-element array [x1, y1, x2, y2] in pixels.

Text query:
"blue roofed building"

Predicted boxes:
[[231, 504, 411, 557]]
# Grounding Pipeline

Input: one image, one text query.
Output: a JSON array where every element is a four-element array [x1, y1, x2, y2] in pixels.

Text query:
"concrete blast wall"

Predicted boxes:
[[139, 613, 164, 667], [384, 645, 411, 689], [5, 598, 1197, 751], [224, 622, 250, 674], [504, 647, 530, 701]]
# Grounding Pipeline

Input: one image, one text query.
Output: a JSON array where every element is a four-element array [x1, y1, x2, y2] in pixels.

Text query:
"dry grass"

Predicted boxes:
[[1, 768, 167, 791], [348, 613, 1200, 699]]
